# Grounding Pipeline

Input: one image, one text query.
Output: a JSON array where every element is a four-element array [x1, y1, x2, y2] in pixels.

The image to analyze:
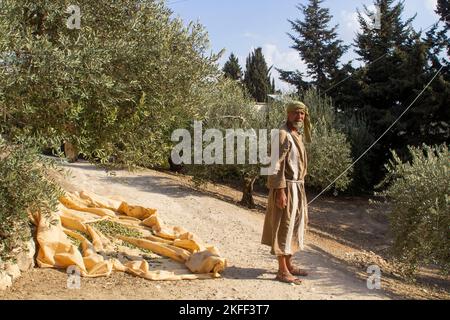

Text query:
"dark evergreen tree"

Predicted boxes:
[[437, 0, 449, 29], [223, 53, 242, 81], [244, 48, 273, 102], [277, 69, 309, 93], [436, 0, 450, 58], [279, 0, 348, 92], [418, 0, 450, 147], [354, 0, 448, 184]]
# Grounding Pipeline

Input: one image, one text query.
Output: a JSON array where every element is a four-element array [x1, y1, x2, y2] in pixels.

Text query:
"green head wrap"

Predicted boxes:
[[286, 101, 312, 143]]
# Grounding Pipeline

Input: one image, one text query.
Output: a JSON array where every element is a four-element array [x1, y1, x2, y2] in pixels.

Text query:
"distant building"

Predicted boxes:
[[253, 103, 268, 113], [252, 94, 283, 113]]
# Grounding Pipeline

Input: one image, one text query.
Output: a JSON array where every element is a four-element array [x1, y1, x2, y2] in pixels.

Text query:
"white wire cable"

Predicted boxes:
[[308, 65, 445, 205]]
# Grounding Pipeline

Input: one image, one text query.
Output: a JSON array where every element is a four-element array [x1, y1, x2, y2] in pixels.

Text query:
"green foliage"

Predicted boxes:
[[302, 90, 353, 191], [306, 127, 353, 192], [279, 0, 348, 92], [0, 136, 64, 261], [436, 0, 449, 61], [437, 0, 449, 30], [302, 89, 336, 127], [378, 144, 450, 275], [223, 53, 243, 81], [185, 77, 258, 185], [350, 0, 450, 185], [338, 112, 375, 192], [244, 47, 274, 102], [0, 0, 222, 168]]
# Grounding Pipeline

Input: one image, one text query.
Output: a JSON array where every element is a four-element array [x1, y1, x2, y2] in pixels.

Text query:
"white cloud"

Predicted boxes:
[[242, 32, 260, 39], [261, 43, 307, 93], [339, 9, 363, 48], [339, 4, 378, 42], [425, 0, 437, 13], [341, 9, 360, 35]]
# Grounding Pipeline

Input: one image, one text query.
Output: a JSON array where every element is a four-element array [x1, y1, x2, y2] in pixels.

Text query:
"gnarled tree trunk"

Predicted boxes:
[[240, 175, 257, 209], [168, 156, 184, 173], [64, 141, 78, 163]]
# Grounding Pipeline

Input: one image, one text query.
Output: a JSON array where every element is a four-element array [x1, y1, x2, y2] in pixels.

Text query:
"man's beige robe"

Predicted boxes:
[[261, 123, 309, 256]]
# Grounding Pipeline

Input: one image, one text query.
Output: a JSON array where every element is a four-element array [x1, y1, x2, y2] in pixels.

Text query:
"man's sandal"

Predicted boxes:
[[275, 272, 303, 285], [289, 267, 309, 277]]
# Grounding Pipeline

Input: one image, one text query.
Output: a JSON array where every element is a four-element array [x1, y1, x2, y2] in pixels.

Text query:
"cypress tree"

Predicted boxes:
[[223, 53, 243, 81], [244, 47, 273, 102], [354, 0, 448, 183], [437, 0, 449, 30], [436, 0, 450, 58]]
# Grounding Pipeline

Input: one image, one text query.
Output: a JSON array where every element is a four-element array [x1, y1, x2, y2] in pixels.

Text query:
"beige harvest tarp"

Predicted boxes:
[[29, 191, 227, 281]]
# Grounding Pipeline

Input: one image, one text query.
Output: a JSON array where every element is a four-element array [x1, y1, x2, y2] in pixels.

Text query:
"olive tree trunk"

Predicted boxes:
[[240, 175, 257, 209], [64, 141, 78, 163]]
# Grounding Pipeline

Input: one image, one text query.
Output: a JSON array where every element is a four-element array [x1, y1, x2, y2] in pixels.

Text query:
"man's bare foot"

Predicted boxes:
[[275, 271, 303, 285], [288, 267, 309, 277]]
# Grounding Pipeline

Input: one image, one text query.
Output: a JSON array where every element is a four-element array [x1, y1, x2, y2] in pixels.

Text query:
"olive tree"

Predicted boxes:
[[0, 0, 221, 167]]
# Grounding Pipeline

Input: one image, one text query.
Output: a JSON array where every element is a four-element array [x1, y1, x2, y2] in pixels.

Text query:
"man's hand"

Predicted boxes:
[[275, 188, 287, 209]]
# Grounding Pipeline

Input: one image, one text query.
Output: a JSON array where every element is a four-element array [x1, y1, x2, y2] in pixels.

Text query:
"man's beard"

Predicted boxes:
[[292, 121, 303, 130]]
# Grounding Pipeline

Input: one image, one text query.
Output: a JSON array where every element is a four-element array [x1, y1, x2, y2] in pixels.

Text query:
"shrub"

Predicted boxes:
[[183, 78, 261, 207], [301, 90, 354, 192], [0, 136, 63, 262], [378, 144, 449, 274], [306, 126, 353, 192], [338, 112, 375, 193], [0, 0, 222, 169]]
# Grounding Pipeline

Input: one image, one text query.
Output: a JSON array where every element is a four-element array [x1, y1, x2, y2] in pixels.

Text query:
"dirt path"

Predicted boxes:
[[1, 162, 390, 300]]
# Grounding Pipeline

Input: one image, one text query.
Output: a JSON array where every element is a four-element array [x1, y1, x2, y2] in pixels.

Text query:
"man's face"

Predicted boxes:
[[288, 110, 306, 124]]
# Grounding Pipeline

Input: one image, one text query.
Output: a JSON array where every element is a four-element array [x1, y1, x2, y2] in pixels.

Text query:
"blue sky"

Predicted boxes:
[[167, 0, 439, 90], [167, 0, 442, 91]]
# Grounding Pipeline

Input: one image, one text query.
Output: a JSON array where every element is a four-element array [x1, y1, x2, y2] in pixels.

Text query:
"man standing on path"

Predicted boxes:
[[262, 101, 312, 285]]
